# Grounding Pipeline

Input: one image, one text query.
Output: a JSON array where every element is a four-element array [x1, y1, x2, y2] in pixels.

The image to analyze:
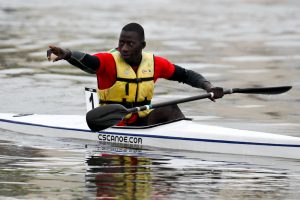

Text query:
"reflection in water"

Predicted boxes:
[[87, 155, 152, 199], [85, 142, 300, 200], [86, 144, 154, 199]]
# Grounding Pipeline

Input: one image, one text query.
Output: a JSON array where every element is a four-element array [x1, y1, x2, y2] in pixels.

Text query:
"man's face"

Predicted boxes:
[[118, 31, 145, 64]]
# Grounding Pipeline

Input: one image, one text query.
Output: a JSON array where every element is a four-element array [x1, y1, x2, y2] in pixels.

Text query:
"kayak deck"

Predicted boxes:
[[0, 113, 300, 159]]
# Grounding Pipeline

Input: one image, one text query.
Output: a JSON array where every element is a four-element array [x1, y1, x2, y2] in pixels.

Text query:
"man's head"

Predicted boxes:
[[118, 23, 146, 65]]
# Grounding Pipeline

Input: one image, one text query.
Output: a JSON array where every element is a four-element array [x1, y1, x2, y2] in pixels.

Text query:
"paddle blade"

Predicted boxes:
[[86, 104, 128, 132], [231, 86, 292, 95]]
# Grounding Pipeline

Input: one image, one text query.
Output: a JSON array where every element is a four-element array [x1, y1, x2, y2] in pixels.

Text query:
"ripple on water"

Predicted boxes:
[[222, 55, 300, 62]]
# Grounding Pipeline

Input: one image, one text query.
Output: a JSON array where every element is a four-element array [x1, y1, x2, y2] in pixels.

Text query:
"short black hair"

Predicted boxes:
[[122, 23, 145, 41]]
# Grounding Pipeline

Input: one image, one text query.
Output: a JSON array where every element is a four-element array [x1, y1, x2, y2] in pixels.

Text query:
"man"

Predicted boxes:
[[47, 23, 224, 126]]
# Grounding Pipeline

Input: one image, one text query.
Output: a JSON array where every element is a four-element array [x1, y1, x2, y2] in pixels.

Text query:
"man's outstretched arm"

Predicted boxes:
[[47, 45, 99, 74]]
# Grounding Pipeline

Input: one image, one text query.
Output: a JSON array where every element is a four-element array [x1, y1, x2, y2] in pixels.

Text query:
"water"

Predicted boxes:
[[1, 0, 300, 199]]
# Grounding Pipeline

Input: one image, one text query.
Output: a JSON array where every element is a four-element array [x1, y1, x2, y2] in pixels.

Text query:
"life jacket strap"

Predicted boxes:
[[116, 77, 154, 83], [100, 100, 151, 108]]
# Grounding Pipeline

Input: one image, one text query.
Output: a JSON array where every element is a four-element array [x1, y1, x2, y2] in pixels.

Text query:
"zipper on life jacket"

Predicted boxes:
[[135, 80, 139, 103]]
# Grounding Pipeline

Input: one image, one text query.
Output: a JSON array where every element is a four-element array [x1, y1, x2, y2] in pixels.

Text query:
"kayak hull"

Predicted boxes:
[[0, 113, 300, 159]]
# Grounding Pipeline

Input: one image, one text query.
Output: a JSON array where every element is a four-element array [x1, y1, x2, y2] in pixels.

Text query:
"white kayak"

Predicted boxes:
[[0, 113, 300, 159]]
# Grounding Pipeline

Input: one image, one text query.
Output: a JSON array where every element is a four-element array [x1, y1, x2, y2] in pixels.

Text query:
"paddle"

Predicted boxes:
[[86, 86, 292, 131]]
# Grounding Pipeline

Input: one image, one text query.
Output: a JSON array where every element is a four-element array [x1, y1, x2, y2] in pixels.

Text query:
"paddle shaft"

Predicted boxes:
[[127, 90, 234, 113], [126, 86, 292, 113]]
